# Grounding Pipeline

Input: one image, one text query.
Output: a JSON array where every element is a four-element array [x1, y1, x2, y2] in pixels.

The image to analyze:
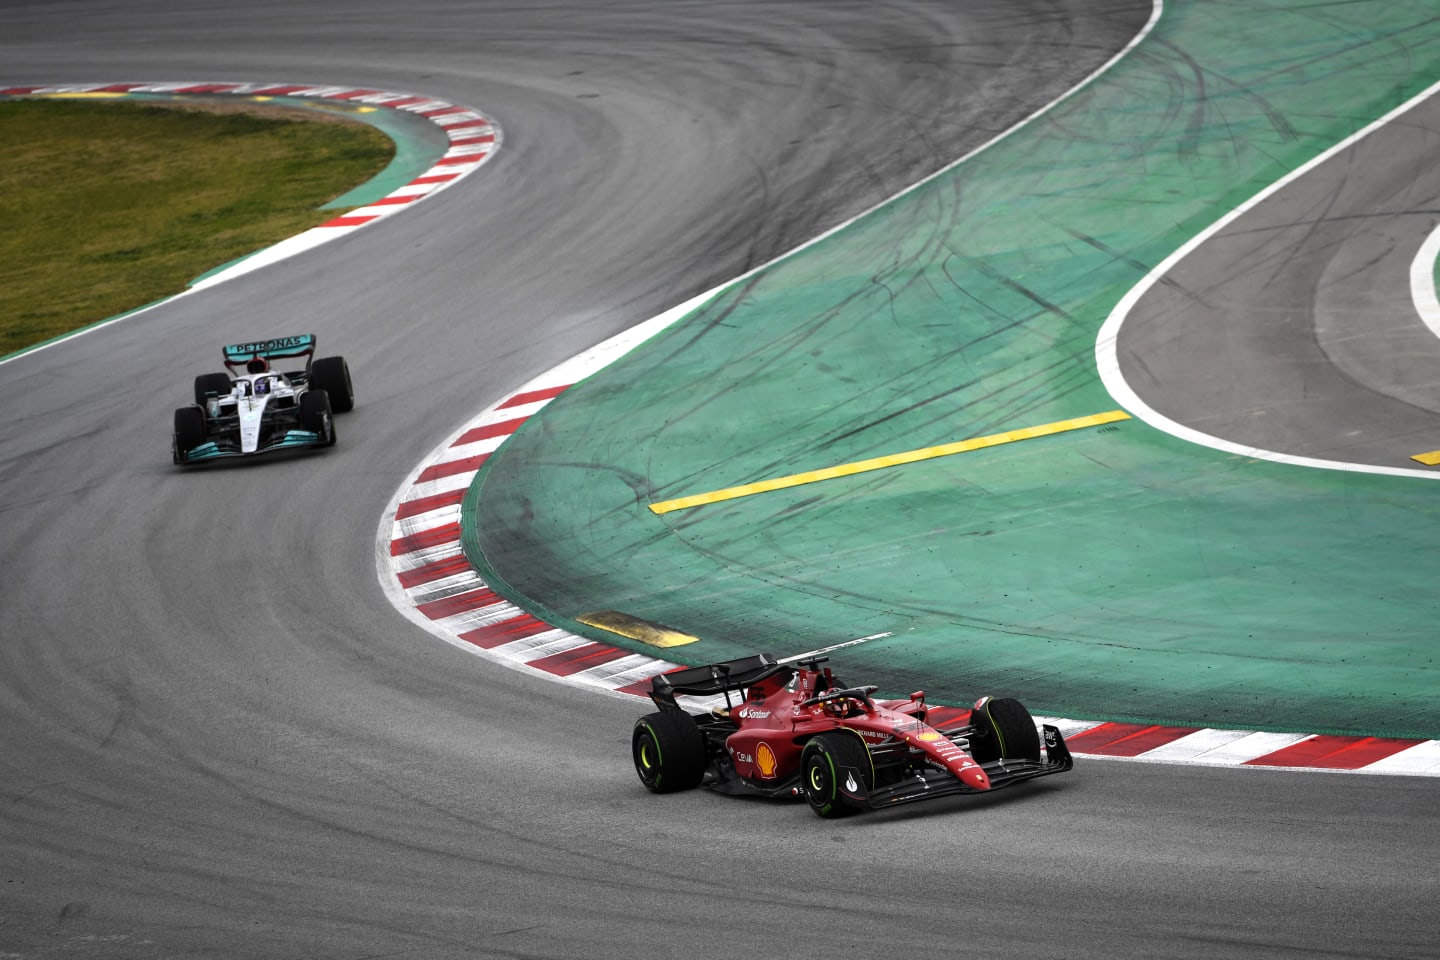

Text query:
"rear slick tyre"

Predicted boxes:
[[193, 372, 231, 406], [632, 711, 706, 794]]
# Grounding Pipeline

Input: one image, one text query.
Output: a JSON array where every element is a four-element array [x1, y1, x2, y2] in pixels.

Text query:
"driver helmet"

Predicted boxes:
[[254, 376, 270, 395]]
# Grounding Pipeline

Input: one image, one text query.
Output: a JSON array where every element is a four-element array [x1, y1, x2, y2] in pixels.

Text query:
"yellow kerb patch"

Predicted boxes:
[[576, 610, 699, 648]]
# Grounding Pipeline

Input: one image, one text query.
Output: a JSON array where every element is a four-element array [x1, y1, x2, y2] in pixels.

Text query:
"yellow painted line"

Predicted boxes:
[[649, 409, 1131, 515], [313, 103, 378, 114], [576, 610, 699, 648], [1410, 450, 1440, 466], [250, 95, 378, 115], [41, 92, 129, 99]]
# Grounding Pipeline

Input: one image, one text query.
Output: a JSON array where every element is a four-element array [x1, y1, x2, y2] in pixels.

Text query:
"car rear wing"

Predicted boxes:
[[648, 653, 792, 709], [223, 335, 317, 372]]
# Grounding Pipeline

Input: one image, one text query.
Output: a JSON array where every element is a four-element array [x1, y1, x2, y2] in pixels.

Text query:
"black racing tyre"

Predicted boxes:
[[299, 389, 336, 444], [193, 372, 232, 406], [310, 356, 354, 412], [173, 406, 206, 464], [967, 696, 1041, 763], [632, 711, 706, 794], [800, 731, 872, 819]]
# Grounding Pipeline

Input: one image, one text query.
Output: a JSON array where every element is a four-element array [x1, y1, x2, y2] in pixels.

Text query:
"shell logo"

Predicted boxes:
[[917, 732, 941, 742], [756, 742, 778, 778]]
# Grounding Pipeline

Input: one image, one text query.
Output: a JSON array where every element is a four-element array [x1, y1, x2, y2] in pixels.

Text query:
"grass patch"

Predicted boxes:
[[0, 98, 394, 356]]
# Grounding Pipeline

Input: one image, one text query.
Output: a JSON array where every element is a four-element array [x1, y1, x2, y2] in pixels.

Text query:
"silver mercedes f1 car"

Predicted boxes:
[[172, 335, 353, 465]]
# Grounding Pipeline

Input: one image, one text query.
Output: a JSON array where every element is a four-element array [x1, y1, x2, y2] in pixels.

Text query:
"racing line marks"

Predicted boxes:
[[94, 43, 1356, 776], [380, 370, 1440, 777], [1097, 72, 1440, 481], [41, 84, 1426, 777]]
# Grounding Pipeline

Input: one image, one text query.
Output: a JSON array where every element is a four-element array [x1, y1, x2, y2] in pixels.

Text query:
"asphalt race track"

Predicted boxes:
[[1116, 91, 1440, 470], [1, 2, 1436, 958]]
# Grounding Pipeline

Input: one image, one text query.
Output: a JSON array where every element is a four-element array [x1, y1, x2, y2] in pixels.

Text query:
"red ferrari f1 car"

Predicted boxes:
[[632, 653, 1072, 817]]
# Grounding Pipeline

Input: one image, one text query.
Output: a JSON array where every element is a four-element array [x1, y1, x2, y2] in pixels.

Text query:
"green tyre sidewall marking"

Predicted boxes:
[[804, 731, 872, 817], [804, 742, 840, 817], [634, 720, 663, 790]]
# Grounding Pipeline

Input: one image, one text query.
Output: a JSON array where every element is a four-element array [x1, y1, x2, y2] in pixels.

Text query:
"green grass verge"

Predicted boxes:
[[0, 98, 394, 357]]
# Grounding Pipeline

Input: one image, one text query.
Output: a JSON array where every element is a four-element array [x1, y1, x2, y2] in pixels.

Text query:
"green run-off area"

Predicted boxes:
[[467, 0, 1440, 739]]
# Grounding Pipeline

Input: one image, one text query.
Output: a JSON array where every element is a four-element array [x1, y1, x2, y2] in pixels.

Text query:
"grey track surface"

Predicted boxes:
[[1117, 89, 1440, 468], [1, 3, 1434, 958]]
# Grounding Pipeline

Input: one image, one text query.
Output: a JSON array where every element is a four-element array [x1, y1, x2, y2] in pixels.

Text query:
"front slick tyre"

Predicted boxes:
[[967, 696, 1041, 763], [299, 389, 336, 445], [632, 711, 706, 794], [310, 356, 354, 412], [801, 731, 872, 819], [173, 406, 205, 464]]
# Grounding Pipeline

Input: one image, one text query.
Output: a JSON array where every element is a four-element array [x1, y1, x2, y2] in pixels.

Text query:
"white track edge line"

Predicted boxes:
[[1096, 74, 1440, 481]]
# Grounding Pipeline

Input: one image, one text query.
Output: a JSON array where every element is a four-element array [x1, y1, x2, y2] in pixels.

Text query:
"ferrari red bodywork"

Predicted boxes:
[[632, 652, 1072, 817]]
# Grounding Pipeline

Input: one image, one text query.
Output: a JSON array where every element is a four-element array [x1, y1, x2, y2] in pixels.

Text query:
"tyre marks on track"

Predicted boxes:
[[45, 83, 1430, 777], [382, 373, 682, 700], [378, 333, 1440, 778]]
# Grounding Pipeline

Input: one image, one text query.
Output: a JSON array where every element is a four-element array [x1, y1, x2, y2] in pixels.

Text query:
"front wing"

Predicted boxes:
[[174, 431, 330, 464], [173, 414, 332, 465], [841, 724, 1074, 811]]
